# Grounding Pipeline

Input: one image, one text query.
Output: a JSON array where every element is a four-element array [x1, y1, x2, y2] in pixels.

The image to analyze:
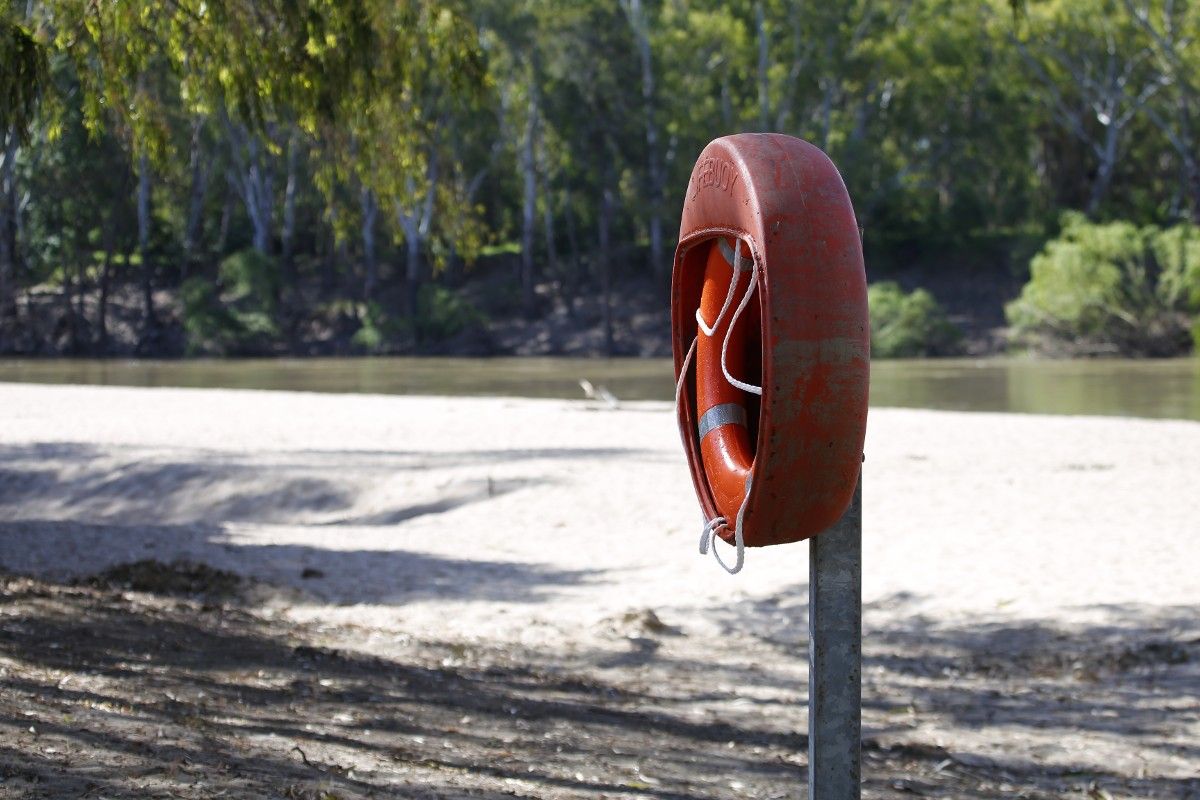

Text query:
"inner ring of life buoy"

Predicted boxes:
[[695, 237, 761, 526]]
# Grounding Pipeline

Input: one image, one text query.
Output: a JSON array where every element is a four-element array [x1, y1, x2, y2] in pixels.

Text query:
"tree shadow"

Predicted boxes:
[[0, 520, 598, 605], [0, 576, 803, 799], [697, 579, 1200, 777], [2, 571, 1198, 799], [0, 441, 650, 527]]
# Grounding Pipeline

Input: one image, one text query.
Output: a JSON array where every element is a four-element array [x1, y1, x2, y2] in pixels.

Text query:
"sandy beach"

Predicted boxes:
[[2, 381, 1198, 798]]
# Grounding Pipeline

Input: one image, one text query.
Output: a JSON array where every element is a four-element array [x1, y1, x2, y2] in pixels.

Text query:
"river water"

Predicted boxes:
[[2, 357, 1198, 421]]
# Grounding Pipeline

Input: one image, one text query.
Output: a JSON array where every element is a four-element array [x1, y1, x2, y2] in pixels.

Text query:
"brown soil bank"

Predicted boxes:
[[0, 253, 1023, 359]]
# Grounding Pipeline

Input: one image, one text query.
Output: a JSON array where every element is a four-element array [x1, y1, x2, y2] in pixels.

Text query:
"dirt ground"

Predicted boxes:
[[1, 562, 1197, 800], [2, 383, 1199, 798]]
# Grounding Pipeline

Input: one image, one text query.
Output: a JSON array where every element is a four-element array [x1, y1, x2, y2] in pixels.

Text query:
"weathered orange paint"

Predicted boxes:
[[672, 133, 869, 547], [695, 238, 756, 522]]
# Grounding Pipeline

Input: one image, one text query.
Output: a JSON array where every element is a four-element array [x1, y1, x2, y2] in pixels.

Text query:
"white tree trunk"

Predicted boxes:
[[756, 1, 771, 130], [183, 117, 210, 279], [281, 131, 300, 289], [137, 153, 157, 330], [520, 78, 539, 313], [360, 187, 379, 302], [622, 0, 666, 280], [224, 119, 275, 255], [0, 127, 16, 321]]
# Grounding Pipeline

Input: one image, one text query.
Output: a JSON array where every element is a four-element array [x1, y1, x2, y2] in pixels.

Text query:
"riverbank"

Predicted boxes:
[[2, 383, 1198, 797], [0, 255, 1023, 359]]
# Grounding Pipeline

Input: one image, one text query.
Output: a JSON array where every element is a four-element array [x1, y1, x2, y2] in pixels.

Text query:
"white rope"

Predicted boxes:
[[695, 240, 744, 337], [674, 334, 697, 443], [720, 249, 763, 397], [677, 236, 764, 575], [676, 335, 744, 574], [698, 499, 746, 574]]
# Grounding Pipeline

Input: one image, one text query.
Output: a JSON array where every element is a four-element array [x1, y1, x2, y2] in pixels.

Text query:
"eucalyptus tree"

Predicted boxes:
[[0, 4, 49, 325], [4, 0, 484, 334], [1009, 0, 1167, 217], [539, 2, 645, 351], [1121, 0, 1200, 222]]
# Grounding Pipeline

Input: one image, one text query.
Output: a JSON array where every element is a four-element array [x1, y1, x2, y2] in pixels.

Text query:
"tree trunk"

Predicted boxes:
[[61, 254, 77, 353], [720, 77, 734, 131], [183, 117, 210, 280], [0, 127, 17, 324], [396, 156, 439, 325], [818, 39, 836, 151], [1086, 122, 1120, 217], [322, 202, 339, 294], [98, 222, 113, 354], [405, 234, 421, 324], [624, 0, 666, 281], [598, 175, 615, 356], [520, 78, 539, 314], [248, 137, 273, 255], [224, 120, 274, 256], [217, 184, 234, 254], [1175, 94, 1200, 223], [281, 131, 300, 288], [137, 153, 158, 334], [756, 1, 770, 130], [360, 186, 379, 302], [542, 184, 559, 296], [775, 4, 807, 130], [563, 189, 580, 320]]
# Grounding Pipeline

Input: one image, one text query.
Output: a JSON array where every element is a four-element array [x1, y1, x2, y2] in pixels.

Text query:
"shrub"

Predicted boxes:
[[180, 274, 278, 356], [180, 277, 236, 355], [218, 249, 280, 313], [867, 281, 961, 357], [415, 284, 485, 342], [1006, 213, 1199, 356], [351, 302, 406, 353], [350, 287, 485, 352]]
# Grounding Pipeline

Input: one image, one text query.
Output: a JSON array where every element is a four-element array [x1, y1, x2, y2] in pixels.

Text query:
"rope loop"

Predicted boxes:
[[697, 511, 745, 574], [720, 243, 763, 397], [676, 235, 763, 575]]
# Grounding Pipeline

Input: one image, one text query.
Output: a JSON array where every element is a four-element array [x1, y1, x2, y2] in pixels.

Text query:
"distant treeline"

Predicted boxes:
[[1, 0, 1199, 356]]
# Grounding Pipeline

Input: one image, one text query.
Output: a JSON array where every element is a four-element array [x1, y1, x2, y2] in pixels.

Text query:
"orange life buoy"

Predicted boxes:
[[673, 133, 869, 551], [695, 237, 758, 526]]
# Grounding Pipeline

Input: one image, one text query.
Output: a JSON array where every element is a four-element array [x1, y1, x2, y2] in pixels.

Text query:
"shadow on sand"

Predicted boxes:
[[0, 569, 1196, 799]]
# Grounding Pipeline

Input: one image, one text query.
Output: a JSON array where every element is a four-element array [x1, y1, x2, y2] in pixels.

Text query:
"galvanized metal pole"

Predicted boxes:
[[808, 476, 862, 799]]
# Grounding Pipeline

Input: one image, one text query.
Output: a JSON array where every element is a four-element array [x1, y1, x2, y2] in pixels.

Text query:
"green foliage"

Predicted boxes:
[[351, 302, 404, 353], [180, 276, 236, 355], [0, 12, 50, 140], [415, 283, 484, 341], [1152, 225, 1200, 312], [351, 285, 485, 352], [868, 282, 961, 358], [8, 0, 1200, 360], [219, 249, 279, 312], [1006, 214, 1199, 356], [181, 271, 280, 356]]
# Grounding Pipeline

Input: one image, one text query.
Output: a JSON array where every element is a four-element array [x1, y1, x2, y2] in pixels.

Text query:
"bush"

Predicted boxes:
[[1005, 213, 1199, 356], [350, 286, 486, 353], [218, 249, 280, 313], [867, 281, 961, 357], [415, 284, 485, 342], [180, 277, 236, 355], [180, 274, 279, 356], [351, 302, 407, 353]]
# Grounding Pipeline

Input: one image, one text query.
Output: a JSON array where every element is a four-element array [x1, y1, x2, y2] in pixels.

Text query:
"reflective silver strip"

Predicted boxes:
[[718, 238, 753, 271], [698, 403, 747, 439]]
